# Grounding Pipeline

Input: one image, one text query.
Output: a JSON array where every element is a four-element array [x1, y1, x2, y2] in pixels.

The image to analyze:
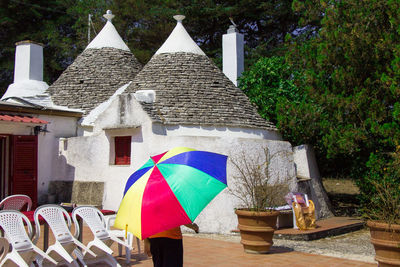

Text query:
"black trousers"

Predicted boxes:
[[149, 237, 183, 267]]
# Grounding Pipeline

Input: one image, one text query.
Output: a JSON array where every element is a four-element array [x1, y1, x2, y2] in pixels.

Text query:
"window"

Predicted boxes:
[[114, 136, 131, 165]]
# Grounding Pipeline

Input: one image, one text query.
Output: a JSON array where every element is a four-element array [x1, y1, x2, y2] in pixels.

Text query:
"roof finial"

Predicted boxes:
[[227, 17, 238, 33], [229, 17, 237, 28], [173, 15, 185, 23], [103, 10, 115, 22]]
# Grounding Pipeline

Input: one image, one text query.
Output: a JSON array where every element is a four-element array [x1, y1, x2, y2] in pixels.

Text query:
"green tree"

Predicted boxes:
[[0, 0, 108, 95], [281, 0, 400, 177], [106, 0, 304, 65], [239, 56, 304, 124]]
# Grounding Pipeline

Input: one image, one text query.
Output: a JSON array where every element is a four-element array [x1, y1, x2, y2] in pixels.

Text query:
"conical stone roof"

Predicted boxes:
[[47, 48, 141, 114], [125, 16, 275, 130], [126, 52, 274, 130], [47, 11, 142, 115]]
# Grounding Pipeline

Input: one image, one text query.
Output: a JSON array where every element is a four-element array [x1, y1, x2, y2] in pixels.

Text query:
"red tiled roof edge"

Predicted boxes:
[[0, 114, 48, 124]]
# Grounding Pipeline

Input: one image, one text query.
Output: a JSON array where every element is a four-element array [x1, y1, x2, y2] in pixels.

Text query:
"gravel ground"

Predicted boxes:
[[184, 227, 376, 264]]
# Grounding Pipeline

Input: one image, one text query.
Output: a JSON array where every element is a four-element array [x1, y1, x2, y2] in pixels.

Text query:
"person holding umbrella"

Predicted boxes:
[[114, 147, 227, 266], [144, 223, 199, 267]]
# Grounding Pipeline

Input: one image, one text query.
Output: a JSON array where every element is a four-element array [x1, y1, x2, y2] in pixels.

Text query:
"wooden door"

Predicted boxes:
[[10, 135, 38, 207]]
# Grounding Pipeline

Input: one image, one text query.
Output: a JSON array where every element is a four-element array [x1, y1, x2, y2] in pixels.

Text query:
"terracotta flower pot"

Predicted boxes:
[[367, 220, 400, 267], [235, 209, 280, 254]]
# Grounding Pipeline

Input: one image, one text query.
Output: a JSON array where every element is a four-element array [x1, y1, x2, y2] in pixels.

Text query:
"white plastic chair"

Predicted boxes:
[[33, 204, 96, 267], [106, 214, 141, 264], [0, 210, 57, 267], [72, 206, 133, 266], [0, 194, 32, 211]]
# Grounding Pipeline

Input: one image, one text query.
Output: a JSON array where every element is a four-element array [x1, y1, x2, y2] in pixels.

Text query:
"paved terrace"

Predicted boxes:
[[33, 223, 376, 267]]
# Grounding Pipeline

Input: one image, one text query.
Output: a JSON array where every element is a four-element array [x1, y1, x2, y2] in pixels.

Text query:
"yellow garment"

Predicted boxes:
[[293, 200, 316, 230]]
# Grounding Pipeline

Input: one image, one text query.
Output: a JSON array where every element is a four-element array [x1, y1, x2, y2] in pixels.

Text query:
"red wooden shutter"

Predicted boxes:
[[11, 135, 38, 207], [115, 136, 131, 165]]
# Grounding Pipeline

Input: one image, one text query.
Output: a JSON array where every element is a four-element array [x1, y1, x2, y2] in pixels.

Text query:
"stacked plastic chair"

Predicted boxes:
[[0, 194, 32, 211], [33, 204, 96, 267], [0, 210, 57, 266], [72, 206, 133, 266]]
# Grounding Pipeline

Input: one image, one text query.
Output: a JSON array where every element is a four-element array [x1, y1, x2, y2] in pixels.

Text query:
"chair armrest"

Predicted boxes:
[[105, 214, 117, 230]]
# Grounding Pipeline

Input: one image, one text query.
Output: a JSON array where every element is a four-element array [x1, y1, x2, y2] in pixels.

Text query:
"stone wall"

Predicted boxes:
[[47, 181, 104, 209]]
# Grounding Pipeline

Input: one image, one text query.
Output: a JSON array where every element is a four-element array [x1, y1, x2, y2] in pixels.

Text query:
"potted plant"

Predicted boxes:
[[229, 147, 290, 254], [359, 146, 400, 266]]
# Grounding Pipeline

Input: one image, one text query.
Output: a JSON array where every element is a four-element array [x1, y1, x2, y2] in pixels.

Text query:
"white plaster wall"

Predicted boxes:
[[58, 133, 111, 180], [38, 115, 78, 201], [61, 94, 155, 209], [0, 122, 35, 135], [58, 128, 146, 208], [91, 94, 150, 134], [62, 127, 296, 234]]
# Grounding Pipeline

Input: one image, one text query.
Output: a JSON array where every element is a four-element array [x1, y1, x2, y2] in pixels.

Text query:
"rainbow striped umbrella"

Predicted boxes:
[[114, 147, 228, 240]]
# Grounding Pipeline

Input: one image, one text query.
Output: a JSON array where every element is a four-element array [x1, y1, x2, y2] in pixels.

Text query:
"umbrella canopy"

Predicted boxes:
[[114, 147, 228, 240]]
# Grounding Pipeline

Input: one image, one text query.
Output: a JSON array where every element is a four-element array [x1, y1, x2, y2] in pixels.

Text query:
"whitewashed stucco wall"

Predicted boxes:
[[37, 115, 78, 202], [163, 124, 282, 140], [56, 94, 296, 234], [58, 127, 296, 233], [0, 122, 36, 135]]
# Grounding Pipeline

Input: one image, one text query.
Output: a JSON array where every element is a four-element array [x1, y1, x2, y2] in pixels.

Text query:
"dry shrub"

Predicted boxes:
[[360, 145, 400, 226], [364, 180, 400, 226], [229, 146, 290, 212]]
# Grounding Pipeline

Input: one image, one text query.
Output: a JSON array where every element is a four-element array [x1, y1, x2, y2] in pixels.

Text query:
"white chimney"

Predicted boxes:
[[2, 40, 49, 100], [222, 24, 244, 86], [14, 40, 44, 82]]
